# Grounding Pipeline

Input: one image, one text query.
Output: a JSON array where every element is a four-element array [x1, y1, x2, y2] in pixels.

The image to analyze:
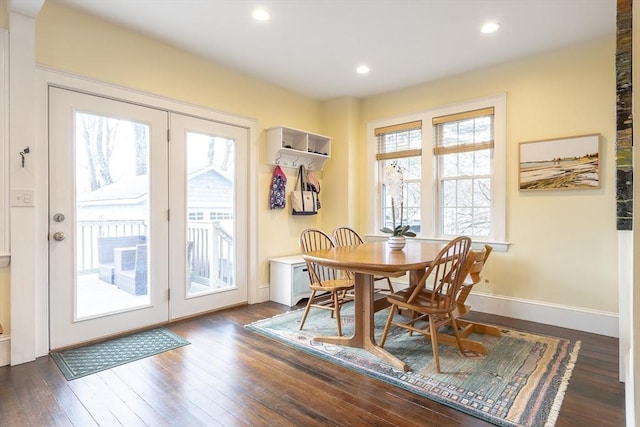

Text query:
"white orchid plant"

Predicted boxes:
[[380, 163, 416, 237]]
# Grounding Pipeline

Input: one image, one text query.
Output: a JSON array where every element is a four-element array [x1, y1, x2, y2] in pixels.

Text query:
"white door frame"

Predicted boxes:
[[35, 68, 259, 355]]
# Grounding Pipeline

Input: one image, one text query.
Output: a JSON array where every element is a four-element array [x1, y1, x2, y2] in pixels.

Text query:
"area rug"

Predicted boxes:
[[246, 304, 580, 427], [50, 327, 189, 381]]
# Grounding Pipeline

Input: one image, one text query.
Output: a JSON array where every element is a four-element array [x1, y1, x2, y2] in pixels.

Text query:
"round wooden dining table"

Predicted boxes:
[[303, 240, 447, 371]]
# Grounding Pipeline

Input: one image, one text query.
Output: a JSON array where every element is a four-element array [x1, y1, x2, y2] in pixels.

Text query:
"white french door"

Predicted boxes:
[[49, 87, 248, 349], [168, 114, 248, 319], [49, 87, 169, 349]]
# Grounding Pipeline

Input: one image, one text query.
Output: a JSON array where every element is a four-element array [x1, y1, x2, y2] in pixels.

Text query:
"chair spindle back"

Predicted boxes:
[[408, 236, 472, 310], [299, 229, 341, 285], [332, 226, 364, 247]]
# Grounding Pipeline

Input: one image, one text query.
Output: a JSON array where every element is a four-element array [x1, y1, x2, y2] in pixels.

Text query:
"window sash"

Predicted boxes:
[[375, 122, 422, 234], [434, 108, 494, 238]]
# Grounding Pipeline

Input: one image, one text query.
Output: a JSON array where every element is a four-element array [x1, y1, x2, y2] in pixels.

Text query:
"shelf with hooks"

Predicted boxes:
[[266, 126, 331, 171]]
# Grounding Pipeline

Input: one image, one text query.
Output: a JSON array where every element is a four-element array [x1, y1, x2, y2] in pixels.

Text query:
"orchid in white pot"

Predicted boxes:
[[380, 163, 416, 239]]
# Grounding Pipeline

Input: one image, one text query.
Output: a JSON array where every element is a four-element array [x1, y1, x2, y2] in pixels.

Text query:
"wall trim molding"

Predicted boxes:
[[0, 29, 9, 264], [466, 291, 618, 338], [381, 278, 618, 338]]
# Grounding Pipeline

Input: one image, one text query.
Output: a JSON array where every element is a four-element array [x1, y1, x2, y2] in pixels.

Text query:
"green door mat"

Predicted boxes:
[[51, 327, 190, 380]]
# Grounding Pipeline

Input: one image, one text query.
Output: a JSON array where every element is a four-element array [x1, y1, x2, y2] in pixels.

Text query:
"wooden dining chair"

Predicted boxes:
[[452, 244, 501, 339], [332, 226, 394, 293], [380, 236, 474, 373], [299, 228, 354, 336]]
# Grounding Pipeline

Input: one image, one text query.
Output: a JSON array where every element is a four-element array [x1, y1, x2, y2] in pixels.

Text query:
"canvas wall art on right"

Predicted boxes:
[[518, 134, 600, 191]]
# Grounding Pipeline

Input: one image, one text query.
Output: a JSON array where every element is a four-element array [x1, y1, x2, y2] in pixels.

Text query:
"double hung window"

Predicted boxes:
[[370, 95, 506, 242]]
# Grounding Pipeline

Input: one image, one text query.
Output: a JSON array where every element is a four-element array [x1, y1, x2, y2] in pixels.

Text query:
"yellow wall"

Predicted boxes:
[[360, 37, 617, 311], [30, 1, 617, 316], [319, 97, 361, 231]]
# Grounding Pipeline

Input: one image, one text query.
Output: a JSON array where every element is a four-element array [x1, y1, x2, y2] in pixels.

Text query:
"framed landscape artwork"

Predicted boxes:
[[519, 134, 600, 191]]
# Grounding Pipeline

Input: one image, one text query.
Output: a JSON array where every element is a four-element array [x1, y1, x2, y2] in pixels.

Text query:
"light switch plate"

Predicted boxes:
[[11, 189, 35, 207]]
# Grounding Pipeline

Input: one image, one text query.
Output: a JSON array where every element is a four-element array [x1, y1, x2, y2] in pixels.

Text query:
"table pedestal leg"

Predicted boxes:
[[313, 272, 408, 371]]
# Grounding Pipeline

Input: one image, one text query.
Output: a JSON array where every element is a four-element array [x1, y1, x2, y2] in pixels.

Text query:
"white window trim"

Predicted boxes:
[[366, 93, 508, 250], [0, 29, 8, 267]]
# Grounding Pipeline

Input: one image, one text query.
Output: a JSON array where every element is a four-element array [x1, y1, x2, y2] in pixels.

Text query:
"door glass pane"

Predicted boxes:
[[186, 131, 235, 296], [75, 112, 150, 319]]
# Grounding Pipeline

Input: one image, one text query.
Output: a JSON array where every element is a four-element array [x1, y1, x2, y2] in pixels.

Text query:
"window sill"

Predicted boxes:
[[363, 234, 510, 252]]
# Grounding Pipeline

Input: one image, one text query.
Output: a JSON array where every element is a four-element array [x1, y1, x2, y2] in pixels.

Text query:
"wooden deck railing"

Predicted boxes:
[[187, 221, 234, 286], [78, 220, 233, 287]]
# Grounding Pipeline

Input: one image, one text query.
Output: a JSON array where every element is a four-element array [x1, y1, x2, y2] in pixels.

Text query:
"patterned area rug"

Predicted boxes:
[[51, 327, 189, 380], [246, 304, 580, 427]]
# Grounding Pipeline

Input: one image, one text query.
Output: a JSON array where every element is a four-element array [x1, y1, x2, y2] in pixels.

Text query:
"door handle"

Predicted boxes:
[[53, 232, 66, 241]]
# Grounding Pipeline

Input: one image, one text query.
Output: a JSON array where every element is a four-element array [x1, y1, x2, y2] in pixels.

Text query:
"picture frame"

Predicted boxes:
[[519, 134, 600, 191]]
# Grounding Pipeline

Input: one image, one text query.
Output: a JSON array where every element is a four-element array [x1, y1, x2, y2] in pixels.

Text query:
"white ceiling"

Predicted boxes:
[[51, 0, 616, 100]]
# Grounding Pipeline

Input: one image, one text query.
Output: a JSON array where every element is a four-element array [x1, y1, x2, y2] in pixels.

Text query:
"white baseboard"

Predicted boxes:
[[466, 291, 618, 338], [0, 336, 10, 367], [385, 276, 618, 337], [255, 285, 271, 305]]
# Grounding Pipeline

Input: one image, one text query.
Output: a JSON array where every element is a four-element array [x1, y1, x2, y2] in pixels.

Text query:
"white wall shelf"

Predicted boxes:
[[266, 126, 331, 171]]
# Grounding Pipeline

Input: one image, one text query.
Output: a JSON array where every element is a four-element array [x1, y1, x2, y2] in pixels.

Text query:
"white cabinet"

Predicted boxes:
[[269, 255, 312, 307], [266, 126, 331, 171]]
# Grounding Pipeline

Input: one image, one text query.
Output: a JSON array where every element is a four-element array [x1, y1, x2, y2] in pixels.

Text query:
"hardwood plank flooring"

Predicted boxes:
[[0, 302, 625, 426]]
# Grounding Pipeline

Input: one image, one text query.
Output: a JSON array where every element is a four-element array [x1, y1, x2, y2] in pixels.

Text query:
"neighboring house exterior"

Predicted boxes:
[[75, 165, 234, 284], [77, 165, 233, 223]]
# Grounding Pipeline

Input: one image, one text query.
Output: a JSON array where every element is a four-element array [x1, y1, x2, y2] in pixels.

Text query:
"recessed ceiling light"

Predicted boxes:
[[252, 9, 270, 21], [481, 22, 500, 34], [356, 65, 370, 75]]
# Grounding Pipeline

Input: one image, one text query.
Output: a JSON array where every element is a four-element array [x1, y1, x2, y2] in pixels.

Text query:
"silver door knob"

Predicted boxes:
[[53, 232, 65, 241]]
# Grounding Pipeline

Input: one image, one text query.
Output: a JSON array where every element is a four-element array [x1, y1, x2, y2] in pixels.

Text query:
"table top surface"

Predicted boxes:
[[303, 240, 447, 275]]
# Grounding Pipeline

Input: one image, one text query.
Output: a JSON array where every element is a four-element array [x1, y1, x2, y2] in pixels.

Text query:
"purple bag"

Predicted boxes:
[[269, 166, 287, 209]]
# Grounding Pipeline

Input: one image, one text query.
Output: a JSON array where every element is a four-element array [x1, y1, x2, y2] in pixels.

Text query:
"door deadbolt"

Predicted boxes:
[[53, 213, 65, 223], [53, 232, 66, 241]]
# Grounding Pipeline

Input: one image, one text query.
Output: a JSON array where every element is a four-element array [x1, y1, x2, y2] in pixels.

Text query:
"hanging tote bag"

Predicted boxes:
[[290, 165, 318, 215]]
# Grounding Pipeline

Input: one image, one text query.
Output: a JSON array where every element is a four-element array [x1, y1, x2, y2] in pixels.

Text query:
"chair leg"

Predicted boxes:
[[386, 277, 394, 293], [333, 291, 342, 336], [428, 315, 441, 373], [449, 315, 470, 357], [299, 290, 316, 331], [380, 304, 397, 347], [409, 310, 420, 336]]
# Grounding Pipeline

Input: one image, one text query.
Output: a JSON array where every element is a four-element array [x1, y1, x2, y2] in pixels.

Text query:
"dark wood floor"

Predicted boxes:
[[0, 302, 625, 426]]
